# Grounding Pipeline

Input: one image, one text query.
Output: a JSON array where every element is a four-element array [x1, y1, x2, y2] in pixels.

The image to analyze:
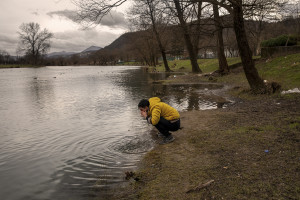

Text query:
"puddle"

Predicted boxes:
[[150, 81, 234, 111]]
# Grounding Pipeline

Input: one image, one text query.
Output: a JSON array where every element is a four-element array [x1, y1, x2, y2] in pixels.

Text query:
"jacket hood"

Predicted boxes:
[[147, 97, 180, 125], [149, 97, 161, 111]]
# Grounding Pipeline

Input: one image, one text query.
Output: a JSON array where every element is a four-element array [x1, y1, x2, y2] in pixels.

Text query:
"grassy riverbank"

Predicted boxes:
[[153, 57, 242, 73], [151, 53, 300, 90], [113, 53, 300, 199], [119, 95, 300, 199], [217, 53, 300, 90]]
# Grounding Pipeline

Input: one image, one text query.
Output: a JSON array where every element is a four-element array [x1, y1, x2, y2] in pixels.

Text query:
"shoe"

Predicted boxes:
[[157, 132, 164, 137], [160, 135, 175, 145]]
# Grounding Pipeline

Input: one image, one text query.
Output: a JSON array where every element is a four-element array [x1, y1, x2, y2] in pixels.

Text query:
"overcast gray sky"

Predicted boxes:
[[0, 0, 131, 55]]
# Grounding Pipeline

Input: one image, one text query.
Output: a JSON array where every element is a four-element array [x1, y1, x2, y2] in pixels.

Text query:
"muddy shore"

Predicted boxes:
[[113, 73, 300, 200]]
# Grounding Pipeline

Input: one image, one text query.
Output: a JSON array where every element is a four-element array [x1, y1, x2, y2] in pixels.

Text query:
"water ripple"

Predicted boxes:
[[0, 66, 232, 200], [108, 135, 155, 154]]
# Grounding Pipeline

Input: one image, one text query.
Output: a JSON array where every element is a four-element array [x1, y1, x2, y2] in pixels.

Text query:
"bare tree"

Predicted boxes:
[[17, 22, 53, 65], [224, 28, 239, 57], [170, 0, 202, 73], [129, 0, 171, 71], [198, 0, 268, 93], [189, 1, 204, 57], [74, 0, 285, 93], [0, 50, 11, 64], [74, 0, 128, 27], [213, 3, 229, 74], [281, 0, 300, 35], [232, 1, 267, 93], [244, 0, 287, 55], [74, 0, 203, 72], [136, 32, 160, 66]]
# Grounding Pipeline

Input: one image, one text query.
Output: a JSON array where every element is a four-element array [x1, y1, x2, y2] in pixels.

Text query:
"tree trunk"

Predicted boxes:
[[151, 53, 156, 67], [173, 0, 202, 73], [192, 1, 202, 56], [147, 0, 171, 72], [232, 2, 266, 93], [152, 24, 171, 72], [144, 0, 170, 72], [255, 20, 263, 56], [213, 4, 229, 74], [255, 34, 262, 56]]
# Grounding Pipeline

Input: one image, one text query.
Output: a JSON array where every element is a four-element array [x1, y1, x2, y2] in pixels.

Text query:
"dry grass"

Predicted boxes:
[[116, 94, 300, 200]]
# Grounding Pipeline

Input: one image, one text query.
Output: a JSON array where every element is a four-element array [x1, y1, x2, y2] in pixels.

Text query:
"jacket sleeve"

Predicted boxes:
[[150, 106, 161, 125]]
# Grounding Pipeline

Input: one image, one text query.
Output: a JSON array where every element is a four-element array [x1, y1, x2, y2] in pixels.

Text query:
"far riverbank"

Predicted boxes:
[[0, 64, 42, 68]]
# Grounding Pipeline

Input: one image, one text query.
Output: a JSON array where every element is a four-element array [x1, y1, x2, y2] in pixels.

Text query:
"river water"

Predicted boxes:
[[0, 66, 229, 200]]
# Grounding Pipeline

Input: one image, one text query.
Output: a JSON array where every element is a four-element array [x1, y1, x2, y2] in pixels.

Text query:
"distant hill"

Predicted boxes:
[[81, 46, 102, 53], [47, 46, 102, 58], [47, 51, 77, 58], [104, 32, 140, 50]]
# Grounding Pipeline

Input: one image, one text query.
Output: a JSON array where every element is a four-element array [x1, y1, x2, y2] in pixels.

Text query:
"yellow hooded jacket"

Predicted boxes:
[[148, 97, 180, 125]]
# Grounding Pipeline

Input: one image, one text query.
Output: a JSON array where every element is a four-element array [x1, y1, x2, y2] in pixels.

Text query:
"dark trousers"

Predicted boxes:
[[154, 117, 180, 137]]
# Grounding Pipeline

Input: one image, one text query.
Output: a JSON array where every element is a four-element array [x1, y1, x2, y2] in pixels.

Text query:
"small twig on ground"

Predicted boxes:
[[186, 180, 215, 193]]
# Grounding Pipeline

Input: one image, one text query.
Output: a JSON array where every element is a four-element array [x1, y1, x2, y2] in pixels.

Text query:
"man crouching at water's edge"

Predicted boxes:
[[138, 97, 180, 144]]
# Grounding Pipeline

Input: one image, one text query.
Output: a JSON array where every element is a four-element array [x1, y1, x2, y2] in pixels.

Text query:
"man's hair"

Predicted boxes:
[[138, 99, 149, 108]]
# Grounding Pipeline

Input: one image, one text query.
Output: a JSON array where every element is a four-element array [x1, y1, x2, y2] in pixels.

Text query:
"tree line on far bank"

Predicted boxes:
[[1, 22, 53, 66], [73, 0, 299, 93], [2, 0, 300, 93], [1, 17, 298, 68]]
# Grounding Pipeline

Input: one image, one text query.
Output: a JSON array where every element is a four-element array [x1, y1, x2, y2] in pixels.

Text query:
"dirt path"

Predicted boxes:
[[116, 93, 300, 199]]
